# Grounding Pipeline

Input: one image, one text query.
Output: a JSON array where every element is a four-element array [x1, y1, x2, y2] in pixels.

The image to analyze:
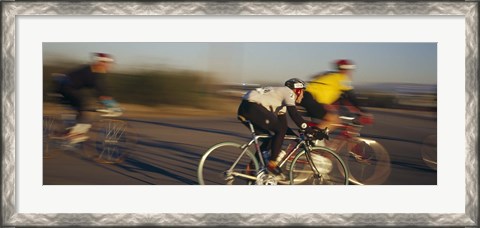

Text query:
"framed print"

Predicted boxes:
[[2, 1, 478, 227]]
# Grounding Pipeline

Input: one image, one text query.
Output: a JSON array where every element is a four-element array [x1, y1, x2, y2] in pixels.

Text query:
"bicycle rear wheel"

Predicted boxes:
[[198, 142, 259, 185], [289, 147, 349, 185], [43, 115, 67, 158], [420, 134, 437, 171], [344, 138, 391, 185], [86, 118, 137, 164]]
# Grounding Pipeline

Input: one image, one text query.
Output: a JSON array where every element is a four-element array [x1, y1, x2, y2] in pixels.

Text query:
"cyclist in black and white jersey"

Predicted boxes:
[[237, 78, 328, 175]]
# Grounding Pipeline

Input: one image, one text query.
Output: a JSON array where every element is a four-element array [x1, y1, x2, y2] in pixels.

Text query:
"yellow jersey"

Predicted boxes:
[[305, 71, 353, 104]]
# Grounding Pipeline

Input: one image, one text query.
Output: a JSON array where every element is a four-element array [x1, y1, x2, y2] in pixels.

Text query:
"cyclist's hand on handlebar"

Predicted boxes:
[[358, 112, 374, 125], [315, 127, 329, 140], [304, 126, 315, 137], [101, 98, 119, 109]]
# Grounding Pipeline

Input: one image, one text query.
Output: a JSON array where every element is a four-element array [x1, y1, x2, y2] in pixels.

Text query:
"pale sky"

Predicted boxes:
[[43, 42, 437, 85]]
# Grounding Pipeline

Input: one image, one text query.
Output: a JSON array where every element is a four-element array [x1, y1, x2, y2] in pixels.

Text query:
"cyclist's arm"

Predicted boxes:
[[286, 106, 308, 130], [94, 77, 119, 108], [94, 75, 110, 100]]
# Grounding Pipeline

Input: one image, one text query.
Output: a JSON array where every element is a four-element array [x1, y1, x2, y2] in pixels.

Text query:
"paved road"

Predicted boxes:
[[43, 109, 437, 185]]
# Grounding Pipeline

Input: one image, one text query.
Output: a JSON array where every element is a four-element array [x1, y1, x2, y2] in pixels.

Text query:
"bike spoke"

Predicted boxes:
[[198, 142, 258, 185]]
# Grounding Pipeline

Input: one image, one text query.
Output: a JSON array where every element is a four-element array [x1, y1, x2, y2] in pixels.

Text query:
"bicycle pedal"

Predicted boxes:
[[68, 135, 89, 144], [265, 174, 279, 185]]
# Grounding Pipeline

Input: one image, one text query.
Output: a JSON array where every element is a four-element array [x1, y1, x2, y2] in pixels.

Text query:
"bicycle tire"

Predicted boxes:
[[289, 146, 349, 185], [198, 142, 259, 185], [420, 134, 437, 171], [343, 138, 391, 185], [86, 118, 137, 164]]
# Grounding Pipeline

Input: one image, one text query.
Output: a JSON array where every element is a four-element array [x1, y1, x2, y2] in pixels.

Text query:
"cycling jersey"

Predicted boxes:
[[65, 65, 109, 97], [242, 86, 296, 115], [56, 65, 110, 122], [305, 71, 353, 105]]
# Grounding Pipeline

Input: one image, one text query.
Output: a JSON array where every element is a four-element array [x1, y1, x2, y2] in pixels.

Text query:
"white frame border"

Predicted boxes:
[[2, 1, 478, 226]]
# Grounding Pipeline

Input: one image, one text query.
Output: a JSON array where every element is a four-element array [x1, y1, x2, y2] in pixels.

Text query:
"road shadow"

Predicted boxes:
[[125, 118, 252, 140], [94, 138, 206, 185]]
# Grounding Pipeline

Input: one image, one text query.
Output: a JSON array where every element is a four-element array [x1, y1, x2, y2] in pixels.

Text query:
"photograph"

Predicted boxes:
[[2, 1, 478, 227], [42, 42, 438, 186]]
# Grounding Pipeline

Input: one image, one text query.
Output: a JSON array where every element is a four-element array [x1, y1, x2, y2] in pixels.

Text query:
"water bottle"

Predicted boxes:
[[261, 150, 270, 163]]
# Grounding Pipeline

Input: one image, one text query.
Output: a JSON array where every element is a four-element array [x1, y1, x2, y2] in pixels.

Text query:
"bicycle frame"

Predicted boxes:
[[211, 114, 383, 185], [227, 121, 324, 183], [225, 134, 269, 181], [278, 134, 327, 180], [312, 116, 363, 152], [310, 116, 390, 185]]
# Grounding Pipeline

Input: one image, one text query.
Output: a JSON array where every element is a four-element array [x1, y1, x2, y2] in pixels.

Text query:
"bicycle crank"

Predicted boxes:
[[256, 172, 278, 185]]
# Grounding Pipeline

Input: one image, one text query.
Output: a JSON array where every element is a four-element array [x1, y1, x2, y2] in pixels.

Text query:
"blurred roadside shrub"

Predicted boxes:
[[43, 64, 217, 108], [108, 70, 214, 107], [356, 92, 398, 108]]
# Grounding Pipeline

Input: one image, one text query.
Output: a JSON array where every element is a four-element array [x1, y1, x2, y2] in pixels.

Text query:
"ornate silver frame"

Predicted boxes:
[[2, 1, 478, 226]]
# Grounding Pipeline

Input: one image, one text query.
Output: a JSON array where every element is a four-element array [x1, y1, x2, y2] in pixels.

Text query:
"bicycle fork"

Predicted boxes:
[[303, 148, 324, 180]]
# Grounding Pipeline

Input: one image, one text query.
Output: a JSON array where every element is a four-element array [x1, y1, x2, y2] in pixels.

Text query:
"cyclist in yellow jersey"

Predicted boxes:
[[300, 59, 372, 132]]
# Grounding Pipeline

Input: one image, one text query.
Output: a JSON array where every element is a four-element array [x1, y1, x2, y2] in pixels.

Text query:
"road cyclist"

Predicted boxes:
[[298, 59, 391, 184], [44, 52, 136, 164], [198, 78, 348, 184], [51, 52, 122, 145], [236, 78, 328, 179]]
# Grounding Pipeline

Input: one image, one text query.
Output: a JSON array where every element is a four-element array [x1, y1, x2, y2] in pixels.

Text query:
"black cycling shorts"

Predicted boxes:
[[237, 100, 287, 135], [237, 100, 289, 158]]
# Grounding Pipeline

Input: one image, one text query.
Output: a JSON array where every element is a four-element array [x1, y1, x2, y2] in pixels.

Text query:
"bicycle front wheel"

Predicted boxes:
[[344, 138, 391, 185], [198, 142, 259, 185], [289, 147, 349, 185], [86, 118, 137, 164]]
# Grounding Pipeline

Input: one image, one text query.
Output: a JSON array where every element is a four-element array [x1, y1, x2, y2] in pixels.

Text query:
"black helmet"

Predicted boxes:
[[285, 78, 306, 90]]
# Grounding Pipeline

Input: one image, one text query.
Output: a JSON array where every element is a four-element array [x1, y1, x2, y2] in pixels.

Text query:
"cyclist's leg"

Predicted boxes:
[[300, 91, 328, 127], [238, 101, 283, 164], [59, 86, 91, 143], [269, 114, 288, 161], [244, 106, 286, 173], [238, 100, 270, 163], [322, 107, 341, 132], [58, 85, 82, 120]]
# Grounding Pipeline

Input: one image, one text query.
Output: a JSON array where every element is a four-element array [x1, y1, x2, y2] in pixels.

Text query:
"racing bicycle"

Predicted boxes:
[[197, 116, 350, 185], [318, 115, 391, 185], [43, 94, 137, 164]]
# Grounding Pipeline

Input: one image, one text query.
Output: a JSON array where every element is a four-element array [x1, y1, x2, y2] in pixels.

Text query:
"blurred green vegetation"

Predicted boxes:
[[43, 64, 217, 108]]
